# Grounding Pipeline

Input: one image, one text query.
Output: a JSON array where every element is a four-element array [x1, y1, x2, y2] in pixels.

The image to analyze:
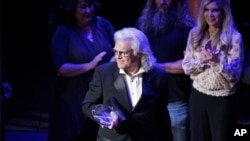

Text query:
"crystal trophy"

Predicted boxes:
[[91, 104, 118, 127]]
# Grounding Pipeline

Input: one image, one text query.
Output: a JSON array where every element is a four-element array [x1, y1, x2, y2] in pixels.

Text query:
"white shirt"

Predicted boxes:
[[120, 67, 145, 107]]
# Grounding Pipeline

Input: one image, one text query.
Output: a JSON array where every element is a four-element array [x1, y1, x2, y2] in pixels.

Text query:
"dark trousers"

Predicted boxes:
[[189, 87, 236, 141]]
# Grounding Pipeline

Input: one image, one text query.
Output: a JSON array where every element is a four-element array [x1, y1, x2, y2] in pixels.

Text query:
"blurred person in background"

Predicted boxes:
[[136, 0, 195, 140], [48, 0, 115, 140]]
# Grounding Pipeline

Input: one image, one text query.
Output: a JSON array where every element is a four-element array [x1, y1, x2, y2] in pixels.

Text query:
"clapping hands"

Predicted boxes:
[[201, 40, 219, 64]]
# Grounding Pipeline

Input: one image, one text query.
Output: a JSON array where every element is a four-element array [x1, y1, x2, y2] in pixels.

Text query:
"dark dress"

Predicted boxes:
[[48, 16, 115, 141]]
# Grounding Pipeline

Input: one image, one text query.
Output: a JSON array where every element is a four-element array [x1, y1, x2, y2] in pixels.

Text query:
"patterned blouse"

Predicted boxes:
[[182, 28, 244, 97]]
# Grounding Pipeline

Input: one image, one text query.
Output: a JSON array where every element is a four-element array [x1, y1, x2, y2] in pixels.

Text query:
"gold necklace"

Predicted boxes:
[[209, 31, 217, 39]]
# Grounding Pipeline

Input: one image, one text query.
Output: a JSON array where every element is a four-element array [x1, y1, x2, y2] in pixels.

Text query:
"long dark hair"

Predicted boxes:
[[137, 0, 195, 34], [53, 0, 100, 28]]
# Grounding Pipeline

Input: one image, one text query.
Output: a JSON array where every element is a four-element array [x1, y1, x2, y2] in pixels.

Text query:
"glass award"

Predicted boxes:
[[91, 104, 117, 127]]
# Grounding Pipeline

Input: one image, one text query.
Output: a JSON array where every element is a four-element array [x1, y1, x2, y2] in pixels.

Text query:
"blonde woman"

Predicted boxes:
[[182, 0, 244, 141]]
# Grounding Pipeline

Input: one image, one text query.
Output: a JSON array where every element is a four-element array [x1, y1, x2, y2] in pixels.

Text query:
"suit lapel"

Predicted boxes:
[[112, 68, 153, 111], [113, 70, 133, 111]]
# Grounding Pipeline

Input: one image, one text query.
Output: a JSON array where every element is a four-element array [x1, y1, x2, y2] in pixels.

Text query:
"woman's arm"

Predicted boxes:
[[219, 32, 244, 83], [182, 30, 206, 76]]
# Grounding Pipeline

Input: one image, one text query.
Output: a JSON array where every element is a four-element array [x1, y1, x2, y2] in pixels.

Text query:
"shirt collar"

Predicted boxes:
[[119, 67, 145, 76]]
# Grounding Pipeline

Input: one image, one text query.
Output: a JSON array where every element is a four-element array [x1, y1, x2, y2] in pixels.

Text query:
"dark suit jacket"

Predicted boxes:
[[82, 62, 172, 141]]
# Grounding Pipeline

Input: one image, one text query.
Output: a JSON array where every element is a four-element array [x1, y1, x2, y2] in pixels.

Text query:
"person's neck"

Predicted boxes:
[[208, 27, 220, 35], [125, 65, 140, 76], [208, 26, 220, 39], [78, 23, 91, 33]]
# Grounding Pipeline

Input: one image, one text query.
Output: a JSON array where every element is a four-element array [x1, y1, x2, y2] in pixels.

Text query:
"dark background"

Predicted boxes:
[[1, 0, 147, 120], [1, 0, 250, 135]]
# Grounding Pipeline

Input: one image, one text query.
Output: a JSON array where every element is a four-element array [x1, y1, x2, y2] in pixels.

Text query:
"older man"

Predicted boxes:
[[82, 27, 172, 141]]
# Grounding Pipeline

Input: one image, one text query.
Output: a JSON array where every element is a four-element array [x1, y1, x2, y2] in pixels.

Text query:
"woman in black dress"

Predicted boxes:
[[49, 0, 115, 140]]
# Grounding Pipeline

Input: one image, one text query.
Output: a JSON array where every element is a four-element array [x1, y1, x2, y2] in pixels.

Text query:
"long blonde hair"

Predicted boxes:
[[191, 0, 237, 50]]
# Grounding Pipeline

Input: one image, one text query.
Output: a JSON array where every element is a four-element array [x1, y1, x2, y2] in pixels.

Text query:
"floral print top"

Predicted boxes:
[[182, 28, 244, 96]]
